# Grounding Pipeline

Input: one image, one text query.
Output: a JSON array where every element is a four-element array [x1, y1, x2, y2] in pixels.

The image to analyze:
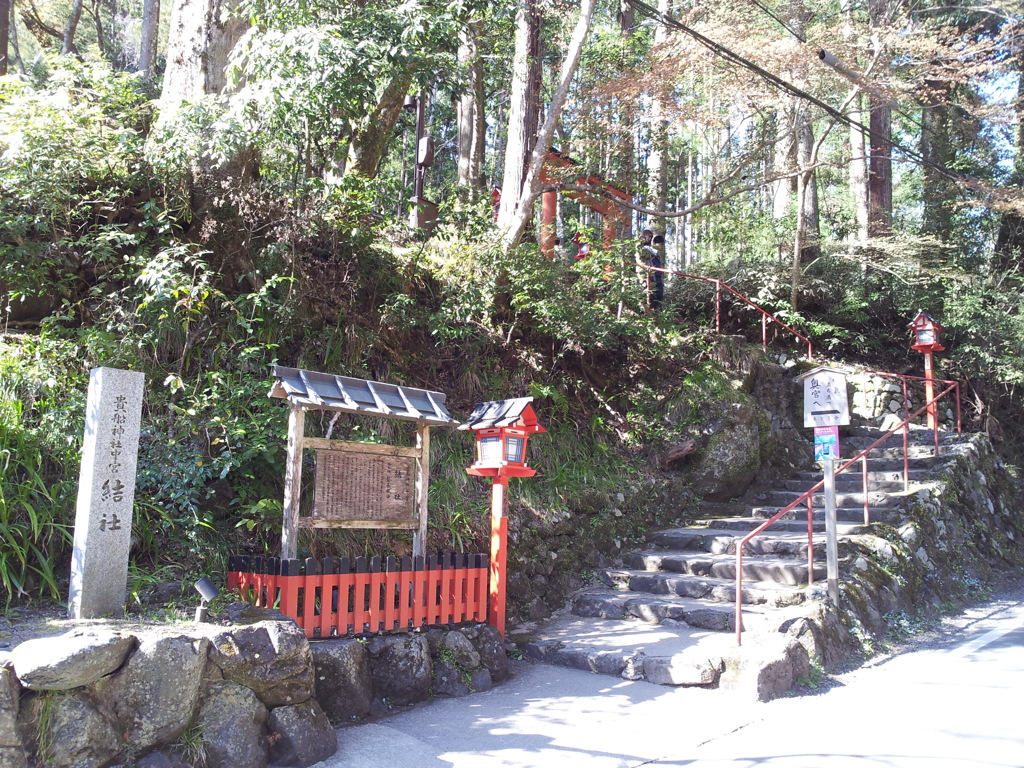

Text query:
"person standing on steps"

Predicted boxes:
[[638, 229, 664, 309]]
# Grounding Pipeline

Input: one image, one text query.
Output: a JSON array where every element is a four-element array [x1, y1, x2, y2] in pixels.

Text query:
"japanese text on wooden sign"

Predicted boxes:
[[313, 450, 416, 525], [803, 370, 850, 428]]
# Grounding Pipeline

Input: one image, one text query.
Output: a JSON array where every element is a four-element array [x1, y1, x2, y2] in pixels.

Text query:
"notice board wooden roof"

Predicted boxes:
[[269, 366, 459, 427]]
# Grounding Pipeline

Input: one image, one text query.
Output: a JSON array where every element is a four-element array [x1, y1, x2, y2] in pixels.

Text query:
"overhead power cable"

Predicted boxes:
[[624, 0, 963, 186]]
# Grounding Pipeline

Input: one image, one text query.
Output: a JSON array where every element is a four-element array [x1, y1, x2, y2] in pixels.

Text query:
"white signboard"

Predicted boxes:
[[801, 368, 850, 428]]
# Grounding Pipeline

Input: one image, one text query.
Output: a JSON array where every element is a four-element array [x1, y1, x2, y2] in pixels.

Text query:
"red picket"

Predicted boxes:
[[227, 552, 489, 638]]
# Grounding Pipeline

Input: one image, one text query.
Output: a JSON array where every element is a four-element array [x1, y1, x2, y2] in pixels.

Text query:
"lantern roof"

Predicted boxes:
[[907, 310, 942, 331], [268, 366, 459, 427], [459, 398, 546, 433]]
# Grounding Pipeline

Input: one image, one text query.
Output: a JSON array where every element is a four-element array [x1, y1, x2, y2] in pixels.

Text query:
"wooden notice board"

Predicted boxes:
[[306, 441, 418, 529]]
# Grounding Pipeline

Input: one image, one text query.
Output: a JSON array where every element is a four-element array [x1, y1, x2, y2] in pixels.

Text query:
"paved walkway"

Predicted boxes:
[[310, 660, 760, 768], [307, 589, 1024, 768]]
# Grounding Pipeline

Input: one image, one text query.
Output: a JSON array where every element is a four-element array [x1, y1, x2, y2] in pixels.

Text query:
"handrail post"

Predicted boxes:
[[861, 455, 869, 525], [903, 425, 910, 493], [806, 496, 814, 587], [762, 313, 768, 352], [735, 546, 744, 645], [955, 383, 962, 434]]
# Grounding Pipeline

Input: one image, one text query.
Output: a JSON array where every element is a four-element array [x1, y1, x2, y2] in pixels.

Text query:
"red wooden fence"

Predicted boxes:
[[226, 553, 489, 639]]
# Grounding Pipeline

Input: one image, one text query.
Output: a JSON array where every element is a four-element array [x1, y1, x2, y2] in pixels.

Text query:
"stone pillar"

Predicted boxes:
[[68, 367, 145, 619]]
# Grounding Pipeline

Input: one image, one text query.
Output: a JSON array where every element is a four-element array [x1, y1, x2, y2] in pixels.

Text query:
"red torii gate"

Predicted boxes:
[[539, 150, 631, 258]]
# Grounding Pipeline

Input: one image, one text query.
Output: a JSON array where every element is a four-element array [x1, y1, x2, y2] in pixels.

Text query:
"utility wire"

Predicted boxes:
[[745, 0, 808, 43], [625, 0, 965, 186]]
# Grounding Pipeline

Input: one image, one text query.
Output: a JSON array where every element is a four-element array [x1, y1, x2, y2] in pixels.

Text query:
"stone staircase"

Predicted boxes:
[[520, 426, 960, 690]]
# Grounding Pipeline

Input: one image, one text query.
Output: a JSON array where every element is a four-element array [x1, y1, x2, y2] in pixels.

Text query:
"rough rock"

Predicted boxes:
[[366, 635, 431, 707], [127, 751, 192, 768], [439, 631, 480, 669], [432, 659, 472, 697], [24, 690, 120, 768], [310, 639, 372, 722], [690, 403, 765, 501], [93, 634, 209, 752], [0, 746, 29, 768], [0, 659, 22, 748], [720, 634, 810, 701], [222, 603, 294, 626], [207, 620, 314, 707], [10, 630, 135, 691], [267, 699, 337, 768], [643, 653, 724, 686], [460, 624, 511, 683], [194, 680, 269, 768]]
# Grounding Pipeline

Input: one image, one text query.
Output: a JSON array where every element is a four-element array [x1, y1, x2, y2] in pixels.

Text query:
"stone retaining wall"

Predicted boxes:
[[0, 612, 508, 768], [781, 432, 1024, 669]]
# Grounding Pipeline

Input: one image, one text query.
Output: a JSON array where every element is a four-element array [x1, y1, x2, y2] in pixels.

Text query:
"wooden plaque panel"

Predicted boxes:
[[312, 449, 416, 526]]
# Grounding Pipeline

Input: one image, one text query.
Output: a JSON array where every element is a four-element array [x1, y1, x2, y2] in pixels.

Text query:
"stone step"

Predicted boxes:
[[763, 490, 898, 508], [785, 468, 932, 485], [618, 551, 827, 585], [838, 455, 947, 472], [749, 506, 899, 525], [650, 525, 869, 559], [777, 475, 921, 493], [691, 515, 871, 533], [652, 527, 821, 556], [520, 612, 739, 686], [595, 568, 814, 608], [571, 589, 739, 629]]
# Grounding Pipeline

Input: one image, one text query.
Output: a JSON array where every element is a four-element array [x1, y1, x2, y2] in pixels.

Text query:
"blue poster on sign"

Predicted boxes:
[[814, 425, 840, 461]]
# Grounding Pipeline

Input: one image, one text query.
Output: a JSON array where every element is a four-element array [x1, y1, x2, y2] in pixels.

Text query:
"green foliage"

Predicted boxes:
[[0, 60, 153, 308], [0, 339, 85, 606]]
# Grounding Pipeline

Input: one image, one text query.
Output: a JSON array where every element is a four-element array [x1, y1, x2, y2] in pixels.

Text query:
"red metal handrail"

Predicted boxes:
[[734, 381, 960, 644], [638, 263, 814, 360]]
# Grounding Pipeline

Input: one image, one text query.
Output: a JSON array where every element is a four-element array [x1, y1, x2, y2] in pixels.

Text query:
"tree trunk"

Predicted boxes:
[[8, 2, 25, 75], [61, 0, 85, 54], [497, 0, 542, 230], [0, 0, 10, 75], [848, 88, 870, 246], [797, 112, 821, 263], [139, 0, 160, 79], [158, 0, 248, 124], [500, 0, 597, 251], [993, 49, 1024, 273], [773, 102, 797, 221], [867, 0, 893, 237], [347, 72, 414, 178], [920, 76, 953, 239], [646, 0, 672, 242], [456, 20, 485, 198], [616, 0, 637, 241]]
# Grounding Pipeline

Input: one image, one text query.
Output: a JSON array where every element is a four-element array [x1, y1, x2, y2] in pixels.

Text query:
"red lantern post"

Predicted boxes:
[[907, 311, 946, 430], [461, 398, 546, 637]]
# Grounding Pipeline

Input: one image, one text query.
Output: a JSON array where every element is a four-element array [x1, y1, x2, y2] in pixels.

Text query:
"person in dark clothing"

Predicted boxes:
[[638, 229, 664, 309]]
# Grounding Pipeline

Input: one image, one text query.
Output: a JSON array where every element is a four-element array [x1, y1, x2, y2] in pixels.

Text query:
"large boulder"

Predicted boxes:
[[93, 635, 209, 752], [194, 680, 269, 768], [267, 699, 337, 768], [690, 402, 767, 501], [310, 639, 372, 723], [460, 624, 511, 683], [207, 621, 314, 708], [366, 635, 431, 707], [720, 634, 810, 701], [11, 630, 135, 691], [21, 691, 120, 768], [0, 659, 28, 768]]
